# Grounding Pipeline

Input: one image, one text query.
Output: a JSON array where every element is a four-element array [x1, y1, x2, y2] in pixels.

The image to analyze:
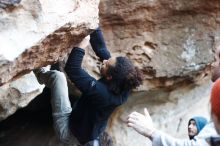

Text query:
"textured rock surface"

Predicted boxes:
[[0, 72, 44, 120], [0, 0, 99, 85], [0, 0, 99, 120], [99, 0, 220, 90]]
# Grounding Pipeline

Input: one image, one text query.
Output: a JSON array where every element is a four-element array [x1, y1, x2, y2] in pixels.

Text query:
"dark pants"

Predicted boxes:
[[210, 137, 220, 146]]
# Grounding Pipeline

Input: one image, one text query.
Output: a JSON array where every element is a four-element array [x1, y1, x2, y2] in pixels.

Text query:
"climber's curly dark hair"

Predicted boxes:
[[107, 56, 143, 95]]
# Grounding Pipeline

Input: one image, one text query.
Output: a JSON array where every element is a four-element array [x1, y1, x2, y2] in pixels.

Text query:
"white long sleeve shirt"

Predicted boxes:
[[152, 122, 218, 146]]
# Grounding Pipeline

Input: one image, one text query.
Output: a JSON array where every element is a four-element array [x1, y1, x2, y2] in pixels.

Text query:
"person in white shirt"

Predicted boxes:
[[127, 46, 220, 146]]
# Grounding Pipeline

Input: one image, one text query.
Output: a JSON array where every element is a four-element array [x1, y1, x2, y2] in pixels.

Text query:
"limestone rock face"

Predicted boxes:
[[0, 0, 99, 119], [0, 0, 99, 85], [0, 72, 44, 120], [99, 0, 220, 90]]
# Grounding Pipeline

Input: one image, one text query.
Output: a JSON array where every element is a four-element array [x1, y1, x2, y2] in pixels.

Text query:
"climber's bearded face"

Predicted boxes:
[[100, 57, 116, 80]]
